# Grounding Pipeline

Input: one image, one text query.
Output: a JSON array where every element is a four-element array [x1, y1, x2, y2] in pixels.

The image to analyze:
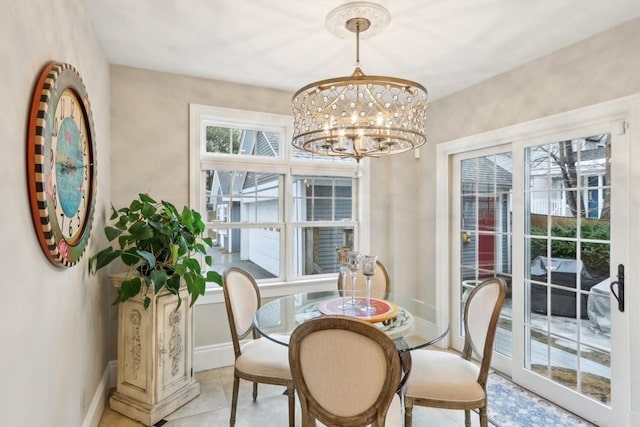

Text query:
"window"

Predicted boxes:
[[189, 104, 360, 285]]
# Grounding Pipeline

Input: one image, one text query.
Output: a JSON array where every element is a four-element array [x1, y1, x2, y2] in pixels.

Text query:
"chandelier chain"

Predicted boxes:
[[355, 20, 360, 65]]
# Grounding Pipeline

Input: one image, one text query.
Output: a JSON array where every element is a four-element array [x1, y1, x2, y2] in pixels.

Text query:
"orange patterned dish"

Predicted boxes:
[[318, 297, 399, 323]]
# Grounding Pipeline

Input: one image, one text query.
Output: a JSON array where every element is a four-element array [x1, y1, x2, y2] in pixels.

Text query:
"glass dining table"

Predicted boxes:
[[253, 290, 449, 386]]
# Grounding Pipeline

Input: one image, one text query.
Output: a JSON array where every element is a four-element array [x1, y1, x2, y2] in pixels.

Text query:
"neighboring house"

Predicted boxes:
[[529, 136, 609, 218], [461, 155, 513, 277], [208, 129, 351, 276], [209, 130, 281, 275]]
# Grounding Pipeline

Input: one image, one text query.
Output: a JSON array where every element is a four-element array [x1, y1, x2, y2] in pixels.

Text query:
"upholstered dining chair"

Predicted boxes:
[[222, 267, 295, 427], [403, 277, 507, 427], [289, 315, 402, 427], [337, 260, 391, 297]]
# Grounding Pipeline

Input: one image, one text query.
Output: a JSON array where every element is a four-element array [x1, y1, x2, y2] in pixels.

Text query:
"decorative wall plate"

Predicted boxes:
[[27, 62, 97, 267]]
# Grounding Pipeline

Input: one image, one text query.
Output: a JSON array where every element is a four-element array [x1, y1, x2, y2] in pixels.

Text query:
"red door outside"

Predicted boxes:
[[478, 197, 495, 271]]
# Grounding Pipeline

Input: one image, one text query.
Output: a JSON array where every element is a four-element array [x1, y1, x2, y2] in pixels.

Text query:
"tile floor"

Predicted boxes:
[[98, 366, 485, 427]]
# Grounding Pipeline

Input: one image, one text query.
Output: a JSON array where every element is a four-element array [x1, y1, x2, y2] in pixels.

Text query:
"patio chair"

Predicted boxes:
[[289, 315, 402, 427], [403, 277, 507, 427], [222, 267, 295, 427]]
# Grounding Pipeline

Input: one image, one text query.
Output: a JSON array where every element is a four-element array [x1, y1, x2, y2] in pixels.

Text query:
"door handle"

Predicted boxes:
[[610, 264, 624, 312]]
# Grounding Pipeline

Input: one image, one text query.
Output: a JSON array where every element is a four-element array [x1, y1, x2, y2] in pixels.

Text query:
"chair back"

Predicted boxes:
[[289, 315, 401, 427], [337, 260, 391, 297], [462, 277, 507, 386], [222, 267, 261, 358]]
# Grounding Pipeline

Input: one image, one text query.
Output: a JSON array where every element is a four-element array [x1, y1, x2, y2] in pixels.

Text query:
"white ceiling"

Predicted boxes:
[[85, 0, 640, 101]]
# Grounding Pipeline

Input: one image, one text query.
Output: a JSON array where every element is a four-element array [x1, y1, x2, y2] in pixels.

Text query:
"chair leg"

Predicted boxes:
[[404, 397, 413, 427], [464, 409, 471, 427], [252, 382, 258, 402], [479, 407, 488, 427], [287, 384, 295, 427], [230, 375, 239, 426]]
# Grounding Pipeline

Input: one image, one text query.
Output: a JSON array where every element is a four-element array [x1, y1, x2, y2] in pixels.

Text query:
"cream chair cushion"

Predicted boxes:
[[299, 329, 387, 417], [236, 338, 292, 380], [467, 283, 501, 357], [225, 270, 259, 336], [405, 350, 484, 403]]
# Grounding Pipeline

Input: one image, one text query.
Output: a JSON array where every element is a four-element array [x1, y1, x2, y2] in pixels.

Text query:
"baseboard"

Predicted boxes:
[[193, 342, 235, 372], [81, 360, 117, 427]]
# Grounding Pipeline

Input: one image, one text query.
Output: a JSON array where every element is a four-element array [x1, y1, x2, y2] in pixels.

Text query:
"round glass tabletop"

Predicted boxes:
[[254, 290, 449, 352]]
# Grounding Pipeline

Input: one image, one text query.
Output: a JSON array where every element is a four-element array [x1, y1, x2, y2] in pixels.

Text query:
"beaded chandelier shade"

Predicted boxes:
[[291, 2, 428, 161]]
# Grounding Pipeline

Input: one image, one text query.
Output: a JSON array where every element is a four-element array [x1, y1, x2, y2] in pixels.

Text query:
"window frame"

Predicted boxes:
[[189, 104, 368, 294]]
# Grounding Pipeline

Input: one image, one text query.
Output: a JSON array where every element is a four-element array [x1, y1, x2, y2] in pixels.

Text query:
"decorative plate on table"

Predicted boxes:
[[318, 297, 399, 323]]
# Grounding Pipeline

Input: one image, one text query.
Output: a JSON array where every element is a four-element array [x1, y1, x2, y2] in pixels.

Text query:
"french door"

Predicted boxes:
[[445, 116, 631, 426]]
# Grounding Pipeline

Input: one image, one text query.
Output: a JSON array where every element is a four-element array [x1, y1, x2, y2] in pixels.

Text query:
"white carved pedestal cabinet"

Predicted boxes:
[[109, 275, 200, 426]]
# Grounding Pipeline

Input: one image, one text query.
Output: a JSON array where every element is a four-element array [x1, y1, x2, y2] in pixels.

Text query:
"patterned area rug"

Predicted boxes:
[[485, 373, 596, 427]]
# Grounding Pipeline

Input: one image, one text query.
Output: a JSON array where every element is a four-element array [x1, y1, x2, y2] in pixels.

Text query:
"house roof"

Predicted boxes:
[[461, 156, 512, 191], [211, 130, 280, 197]]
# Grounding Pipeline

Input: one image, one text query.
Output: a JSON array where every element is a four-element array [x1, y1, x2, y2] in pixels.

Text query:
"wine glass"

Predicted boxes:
[[347, 251, 362, 306], [361, 255, 378, 313], [336, 246, 351, 309]]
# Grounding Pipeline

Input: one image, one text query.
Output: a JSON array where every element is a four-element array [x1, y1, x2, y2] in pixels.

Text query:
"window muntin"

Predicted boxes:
[[206, 169, 282, 223], [204, 125, 280, 157], [292, 226, 355, 276], [190, 104, 360, 285], [207, 226, 281, 279], [291, 145, 352, 162], [292, 176, 353, 222]]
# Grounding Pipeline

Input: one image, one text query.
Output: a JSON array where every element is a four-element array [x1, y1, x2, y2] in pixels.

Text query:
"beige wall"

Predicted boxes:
[[411, 17, 640, 304], [428, 17, 640, 145], [0, 1, 112, 426], [110, 66, 292, 208]]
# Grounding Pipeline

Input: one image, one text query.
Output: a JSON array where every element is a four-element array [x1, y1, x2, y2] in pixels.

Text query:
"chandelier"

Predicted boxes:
[[291, 2, 428, 162]]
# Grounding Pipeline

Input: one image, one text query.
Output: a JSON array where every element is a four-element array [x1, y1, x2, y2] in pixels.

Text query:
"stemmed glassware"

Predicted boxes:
[[336, 246, 351, 309], [361, 255, 378, 313], [347, 251, 362, 306]]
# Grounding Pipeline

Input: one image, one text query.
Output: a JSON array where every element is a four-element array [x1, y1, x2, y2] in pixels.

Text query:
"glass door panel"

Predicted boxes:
[[524, 134, 611, 405], [458, 152, 513, 357]]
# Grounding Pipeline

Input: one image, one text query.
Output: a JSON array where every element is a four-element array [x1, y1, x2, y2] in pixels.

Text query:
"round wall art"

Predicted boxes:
[[27, 62, 97, 268]]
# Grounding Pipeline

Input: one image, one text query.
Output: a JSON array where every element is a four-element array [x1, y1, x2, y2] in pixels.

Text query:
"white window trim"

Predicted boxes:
[[188, 103, 371, 301]]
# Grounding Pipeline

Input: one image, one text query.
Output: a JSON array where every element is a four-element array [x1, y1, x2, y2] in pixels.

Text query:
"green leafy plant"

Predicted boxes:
[[88, 193, 222, 308]]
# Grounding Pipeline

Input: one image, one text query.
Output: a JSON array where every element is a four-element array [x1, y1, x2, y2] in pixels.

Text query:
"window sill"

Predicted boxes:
[[195, 275, 339, 305]]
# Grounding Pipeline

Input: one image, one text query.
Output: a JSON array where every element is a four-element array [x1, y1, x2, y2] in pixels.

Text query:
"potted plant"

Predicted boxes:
[[90, 193, 222, 423], [88, 193, 222, 308]]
